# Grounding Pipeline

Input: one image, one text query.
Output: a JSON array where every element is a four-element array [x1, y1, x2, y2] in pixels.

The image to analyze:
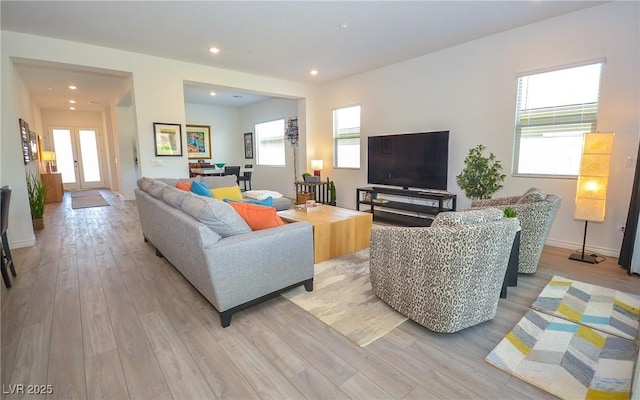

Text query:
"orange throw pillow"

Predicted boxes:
[[176, 180, 191, 192], [228, 202, 284, 231]]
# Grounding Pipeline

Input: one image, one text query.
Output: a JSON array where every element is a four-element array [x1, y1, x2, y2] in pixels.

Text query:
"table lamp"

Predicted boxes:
[[41, 150, 56, 173], [311, 159, 323, 177]]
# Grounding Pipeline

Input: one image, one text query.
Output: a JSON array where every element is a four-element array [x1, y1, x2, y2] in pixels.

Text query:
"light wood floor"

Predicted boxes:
[[2, 190, 638, 399]]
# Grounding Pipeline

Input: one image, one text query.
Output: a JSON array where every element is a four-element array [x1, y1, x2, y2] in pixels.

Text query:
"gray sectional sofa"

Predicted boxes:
[[135, 176, 314, 327]]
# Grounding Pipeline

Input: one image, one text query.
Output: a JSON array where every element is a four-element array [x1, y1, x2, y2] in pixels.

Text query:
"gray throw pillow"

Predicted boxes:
[[147, 180, 168, 199], [432, 208, 502, 227], [518, 187, 546, 203], [201, 175, 237, 189], [180, 193, 251, 237], [137, 177, 152, 191], [162, 185, 187, 208]]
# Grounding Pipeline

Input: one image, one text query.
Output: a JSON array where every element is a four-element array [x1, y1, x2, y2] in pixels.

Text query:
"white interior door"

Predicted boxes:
[[51, 127, 104, 190]]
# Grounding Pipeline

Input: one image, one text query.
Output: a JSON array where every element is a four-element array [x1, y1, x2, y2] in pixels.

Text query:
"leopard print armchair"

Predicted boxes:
[[369, 208, 520, 333], [470, 188, 561, 274]]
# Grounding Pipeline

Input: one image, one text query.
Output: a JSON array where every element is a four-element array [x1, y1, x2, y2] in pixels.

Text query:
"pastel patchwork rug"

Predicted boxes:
[[487, 276, 640, 400], [282, 248, 407, 347], [486, 309, 637, 400], [531, 275, 640, 341]]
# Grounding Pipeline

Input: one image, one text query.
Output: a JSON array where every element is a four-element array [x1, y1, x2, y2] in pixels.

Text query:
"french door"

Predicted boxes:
[[51, 127, 105, 190]]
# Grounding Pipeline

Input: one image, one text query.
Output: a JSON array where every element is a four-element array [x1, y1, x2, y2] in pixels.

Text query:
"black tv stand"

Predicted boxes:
[[357, 186, 456, 227]]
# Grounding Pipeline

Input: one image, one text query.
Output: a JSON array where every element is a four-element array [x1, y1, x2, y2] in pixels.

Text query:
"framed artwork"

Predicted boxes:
[[153, 122, 182, 156], [244, 132, 253, 159], [186, 124, 211, 159], [29, 131, 39, 161], [19, 118, 30, 164]]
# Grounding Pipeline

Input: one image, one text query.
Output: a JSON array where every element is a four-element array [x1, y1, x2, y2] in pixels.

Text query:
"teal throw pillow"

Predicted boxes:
[[191, 180, 212, 197], [224, 196, 274, 208]]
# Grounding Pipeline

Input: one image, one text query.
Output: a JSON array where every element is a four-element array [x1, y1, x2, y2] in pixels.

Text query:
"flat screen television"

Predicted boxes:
[[367, 131, 449, 190]]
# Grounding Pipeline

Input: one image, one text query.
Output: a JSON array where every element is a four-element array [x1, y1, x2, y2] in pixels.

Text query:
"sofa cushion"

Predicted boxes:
[[162, 186, 187, 208], [180, 193, 251, 237], [201, 175, 237, 189], [211, 185, 243, 201], [432, 208, 503, 227], [191, 180, 213, 197], [228, 202, 284, 231], [137, 177, 153, 192], [148, 180, 168, 199], [518, 187, 546, 203]]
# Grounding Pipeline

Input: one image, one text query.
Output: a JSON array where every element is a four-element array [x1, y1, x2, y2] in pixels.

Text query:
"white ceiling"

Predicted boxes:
[[2, 1, 604, 111]]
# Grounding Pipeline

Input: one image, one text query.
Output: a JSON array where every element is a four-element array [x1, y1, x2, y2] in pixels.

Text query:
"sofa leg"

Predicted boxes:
[[304, 278, 313, 292], [155, 248, 164, 258], [220, 311, 232, 327]]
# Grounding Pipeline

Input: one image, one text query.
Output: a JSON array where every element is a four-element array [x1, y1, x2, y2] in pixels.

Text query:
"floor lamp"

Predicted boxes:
[[569, 132, 615, 264]]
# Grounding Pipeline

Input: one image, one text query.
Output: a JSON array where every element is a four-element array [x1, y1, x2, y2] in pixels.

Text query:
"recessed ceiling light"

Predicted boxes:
[[69, 106, 76, 110], [310, 69, 319, 76], [209, 47, 221, 54], [68, 85, 77, 90], [338, 23, 349, 29], [209, 91, 217, 96], [69, 100, 76, 104]]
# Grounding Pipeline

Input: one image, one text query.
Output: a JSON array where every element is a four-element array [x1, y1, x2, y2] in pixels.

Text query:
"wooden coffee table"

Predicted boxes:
[[277, 205, 373, 263]]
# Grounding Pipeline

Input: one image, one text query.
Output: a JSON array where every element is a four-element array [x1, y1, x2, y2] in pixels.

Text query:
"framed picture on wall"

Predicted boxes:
[[244, 132, 253, 159], [153, 122, 183, 156], [186, 124, 211, 159], [18, 118, 30, 164], [29, 130, 39, 161]]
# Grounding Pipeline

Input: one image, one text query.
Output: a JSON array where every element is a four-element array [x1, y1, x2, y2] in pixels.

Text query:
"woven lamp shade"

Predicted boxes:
[[574, 133, 614, 222]]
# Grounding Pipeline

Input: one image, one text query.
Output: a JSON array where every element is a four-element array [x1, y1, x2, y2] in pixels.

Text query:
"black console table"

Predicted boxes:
[[356, 187, 456, 226]]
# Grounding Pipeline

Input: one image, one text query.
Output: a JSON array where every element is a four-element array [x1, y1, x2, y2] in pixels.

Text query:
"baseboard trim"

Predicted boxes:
[[9, 235, 36, 249], [545, 238, 620, 259]]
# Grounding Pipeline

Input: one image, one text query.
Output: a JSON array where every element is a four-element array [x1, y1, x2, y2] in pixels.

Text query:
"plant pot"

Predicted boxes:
[[303, 176, 320, 183], [32, 218, 44, 231]]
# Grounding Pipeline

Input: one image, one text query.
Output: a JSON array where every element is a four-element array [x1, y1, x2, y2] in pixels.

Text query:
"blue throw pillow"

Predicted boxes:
[[191, 180, 212, 197], [224, 196, 273, 208]]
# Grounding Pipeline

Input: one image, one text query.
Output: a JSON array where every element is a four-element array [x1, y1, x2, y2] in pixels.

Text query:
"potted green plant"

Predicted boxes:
[[27, 171, 46, 230], [456, 144, 506, 200], [328, 179, 336, 206], [503, 207, 517, 218]]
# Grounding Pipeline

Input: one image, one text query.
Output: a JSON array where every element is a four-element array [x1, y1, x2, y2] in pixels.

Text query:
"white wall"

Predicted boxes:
[[1, 30, 315, 247], [185, 102, 241, 169], [1, 61, 37, 247], [312, 2, 639, 257], [239, 98, 300, 198]]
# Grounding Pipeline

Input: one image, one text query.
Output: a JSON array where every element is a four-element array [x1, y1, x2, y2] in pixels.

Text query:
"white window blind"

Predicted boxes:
[[333, 105, 361, 169], [513, 62, 603, 176], [255, 119, 285, 166]]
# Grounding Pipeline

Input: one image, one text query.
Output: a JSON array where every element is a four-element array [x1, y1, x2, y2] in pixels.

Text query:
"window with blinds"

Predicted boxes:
[[255, 119, 285, 166], [333, 105, 361, 169], [513, 62, 603, 176]]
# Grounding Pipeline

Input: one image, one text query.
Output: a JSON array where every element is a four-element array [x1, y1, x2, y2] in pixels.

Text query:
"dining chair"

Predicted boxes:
[[1, 185, 17, 288], [238, 164, 253, 191]]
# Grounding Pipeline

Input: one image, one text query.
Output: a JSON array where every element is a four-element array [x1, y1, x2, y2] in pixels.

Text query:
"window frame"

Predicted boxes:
[[332, 104, 362, 170], [512, 60, 604, 178]]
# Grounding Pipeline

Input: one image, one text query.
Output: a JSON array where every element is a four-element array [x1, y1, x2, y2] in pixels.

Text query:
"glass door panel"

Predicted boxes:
[[79, 129, 101, 183], [51, 127, 104, 190], [52, 128, 78, 187]]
